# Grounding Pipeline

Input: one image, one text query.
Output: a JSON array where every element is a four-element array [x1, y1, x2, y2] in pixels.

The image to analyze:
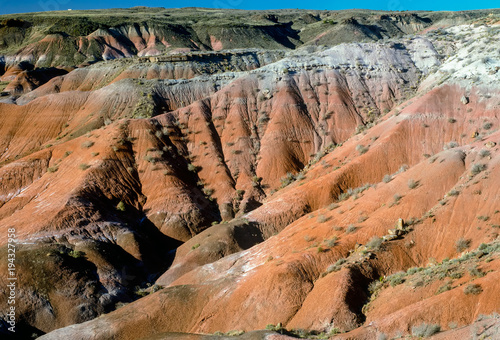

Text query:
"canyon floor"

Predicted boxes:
[[0, 7, 500, 340]]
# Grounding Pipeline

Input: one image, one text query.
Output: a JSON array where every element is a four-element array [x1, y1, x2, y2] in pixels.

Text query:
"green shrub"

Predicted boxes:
[[356, 144, 369, 155], [470, 163, 487, 176], [444, 141, 458, 149], [317, 215, 328, 223], [251, 176, 262, 187], [366, 236, 383, 250], [280, 172, 296, 188], [338, 192, 350, 201], [368, 280, 382, 294], [116, 201, 126, 211], [134, 286, 149, 297], [392, 194, 402, 205], [323, 19, 337, 25], [68, 250, 85, 258], [334, 258, 346, 266], [225, 330, 244, 336], [303, 235, 314, 242], [448, 270, 463, 279], [327, 203, 339, 210], [346, 225, 357, 234], [187, 163, 199, 172], [324, 237, 337, 247], [464, 283, 482, 295], [407, 179, 418, 189], [387, 271, 406, 287], [326, 258, 346, 273], [468, 265, 484, 277], [265, 323, 284, 333], [455, 238, 471, 253], [436, 282, 452, 294], [406, 267, 420, 275], [479, 149, 491, 158], [483, 122, 493, 130], [202, 188, 214, 196], [411, 323, 440, 337], [81, 141, 94, 148]]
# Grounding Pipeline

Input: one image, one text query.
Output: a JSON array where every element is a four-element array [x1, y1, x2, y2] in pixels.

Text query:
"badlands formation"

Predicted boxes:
[[0, 7, 500, 340]]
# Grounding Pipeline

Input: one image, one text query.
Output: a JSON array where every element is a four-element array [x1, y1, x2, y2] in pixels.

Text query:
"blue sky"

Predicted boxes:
[[0, 0, 498, 15]]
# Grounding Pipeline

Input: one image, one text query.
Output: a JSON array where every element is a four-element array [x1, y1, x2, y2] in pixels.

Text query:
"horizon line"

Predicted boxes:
[[2, 6, 500, 16]]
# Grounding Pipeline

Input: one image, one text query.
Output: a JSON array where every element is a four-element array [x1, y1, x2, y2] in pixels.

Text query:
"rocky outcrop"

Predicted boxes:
[[13, 49, 284, 100]]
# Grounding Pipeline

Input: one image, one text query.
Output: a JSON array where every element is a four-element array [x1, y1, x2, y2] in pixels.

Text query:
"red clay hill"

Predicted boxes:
[[1, 7, 500, 340]]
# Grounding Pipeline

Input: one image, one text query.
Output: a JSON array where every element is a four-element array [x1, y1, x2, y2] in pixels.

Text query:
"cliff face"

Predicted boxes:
[[0, 8, 500, 340]]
